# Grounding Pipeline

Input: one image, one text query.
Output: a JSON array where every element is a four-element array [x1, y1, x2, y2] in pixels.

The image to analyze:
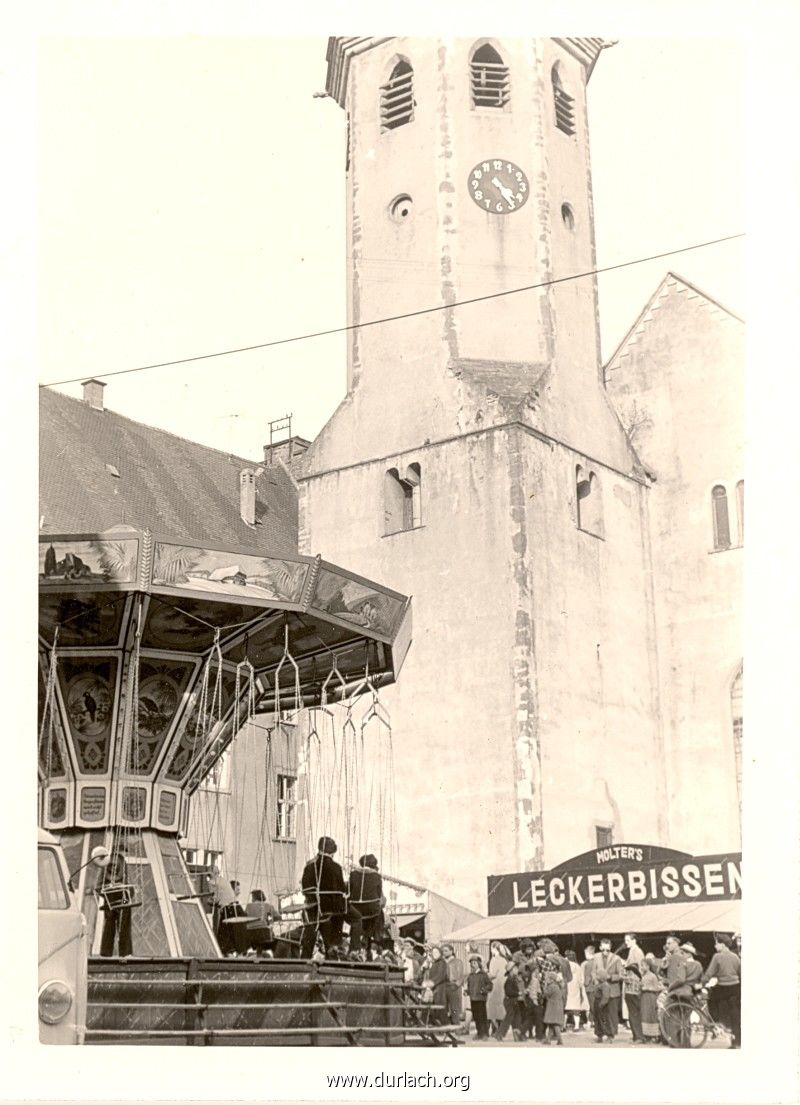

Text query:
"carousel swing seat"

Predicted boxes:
[[98, 883, 141, 912]]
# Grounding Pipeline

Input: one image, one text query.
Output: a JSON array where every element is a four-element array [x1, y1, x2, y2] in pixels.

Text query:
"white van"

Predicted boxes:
[[38, 828, 108, 1044]]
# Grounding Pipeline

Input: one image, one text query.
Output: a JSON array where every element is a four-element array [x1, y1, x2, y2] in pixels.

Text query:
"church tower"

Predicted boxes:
[[299, 38, 667, 911]]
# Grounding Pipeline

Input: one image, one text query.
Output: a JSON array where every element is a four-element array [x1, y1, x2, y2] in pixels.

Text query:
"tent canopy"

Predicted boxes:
[[444, 899, 740, 943]]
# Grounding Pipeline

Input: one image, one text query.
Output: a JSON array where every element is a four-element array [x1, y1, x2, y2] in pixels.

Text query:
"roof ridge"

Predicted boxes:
[[42, 387, 263, 467], [663, 270, 745, 323], [604, 270, 744, 373]]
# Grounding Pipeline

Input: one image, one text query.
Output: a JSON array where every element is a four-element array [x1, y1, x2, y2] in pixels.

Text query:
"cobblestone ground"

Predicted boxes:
[[461, 1024, 732, 1049]]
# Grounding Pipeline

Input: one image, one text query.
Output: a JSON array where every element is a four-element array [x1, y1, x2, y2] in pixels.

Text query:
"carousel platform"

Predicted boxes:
[[85, 956, 462, 1046]]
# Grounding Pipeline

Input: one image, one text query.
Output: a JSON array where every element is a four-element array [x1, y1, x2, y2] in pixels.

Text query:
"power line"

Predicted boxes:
[[39, 233, 744, 389]]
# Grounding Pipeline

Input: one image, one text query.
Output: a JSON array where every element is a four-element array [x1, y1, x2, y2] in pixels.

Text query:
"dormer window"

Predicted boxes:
[[470, 44, 510, 109], [380, 61, 414, 132], [551, 63, 576, 135]]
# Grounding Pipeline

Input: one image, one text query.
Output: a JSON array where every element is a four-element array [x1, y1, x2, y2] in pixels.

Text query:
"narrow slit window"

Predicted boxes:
[[736, 480, 744, 544], [712, 485, 731, 550], [380, 61, 414, 132], [470, 44, 510, 109], [551, 63, 576, 135]]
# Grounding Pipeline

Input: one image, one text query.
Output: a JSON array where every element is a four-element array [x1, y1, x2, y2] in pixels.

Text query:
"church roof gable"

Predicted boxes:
[[604, 271, 744, 378]]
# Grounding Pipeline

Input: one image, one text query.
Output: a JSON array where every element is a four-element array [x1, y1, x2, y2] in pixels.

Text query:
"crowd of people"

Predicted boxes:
[[208, 837, 742, 1051], [442, 931, 742, 1048]]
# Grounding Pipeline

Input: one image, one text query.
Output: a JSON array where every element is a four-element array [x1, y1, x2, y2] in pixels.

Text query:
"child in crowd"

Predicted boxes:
[[640, 955, 664, 1043], [543, 968, 566, 1045], [465, 956, 493, 1040]]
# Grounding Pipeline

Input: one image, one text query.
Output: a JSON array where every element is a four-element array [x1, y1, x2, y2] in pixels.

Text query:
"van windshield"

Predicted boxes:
[[38, 846, 70, 910]]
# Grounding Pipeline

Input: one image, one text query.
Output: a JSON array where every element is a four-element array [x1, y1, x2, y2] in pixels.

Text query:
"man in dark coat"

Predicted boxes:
[[348, 853, 385, 946], [300, 836, 363, 957], [591, 938, 624, 1041]]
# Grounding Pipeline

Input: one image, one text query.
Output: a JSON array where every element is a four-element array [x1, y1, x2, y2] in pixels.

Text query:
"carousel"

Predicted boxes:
[[38, 528, 452, 1044]]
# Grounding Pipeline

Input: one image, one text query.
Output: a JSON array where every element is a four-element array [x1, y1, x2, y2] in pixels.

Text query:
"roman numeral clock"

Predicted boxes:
[[468, 159, 529, 214]]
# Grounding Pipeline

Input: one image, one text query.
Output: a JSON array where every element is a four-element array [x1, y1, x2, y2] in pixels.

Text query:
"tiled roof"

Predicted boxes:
[[39, 388, 299, 554]]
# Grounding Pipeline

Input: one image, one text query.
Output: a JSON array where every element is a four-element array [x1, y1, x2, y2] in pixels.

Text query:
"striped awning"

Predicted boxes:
[[443, 899, 740, 943]]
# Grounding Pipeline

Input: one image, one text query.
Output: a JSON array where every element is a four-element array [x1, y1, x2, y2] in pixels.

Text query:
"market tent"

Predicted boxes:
[[443, 898, 740, 943]]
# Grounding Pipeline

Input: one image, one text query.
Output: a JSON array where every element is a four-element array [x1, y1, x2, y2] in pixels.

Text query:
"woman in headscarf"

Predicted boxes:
[[486, 941, 510, 1037], [640, 954, 664, 1043], [421, 945, 449, 1025]]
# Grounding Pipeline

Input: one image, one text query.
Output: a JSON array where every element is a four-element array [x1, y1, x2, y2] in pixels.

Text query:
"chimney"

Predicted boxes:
[[263, 436, 311, 470], [239, 468, 256, 526], [82, 378, 106, 410]]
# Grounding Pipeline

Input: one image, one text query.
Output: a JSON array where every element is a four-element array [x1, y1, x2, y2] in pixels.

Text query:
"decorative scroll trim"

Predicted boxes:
[[139, 528, 153, 590], [301, 554, 322, 612]]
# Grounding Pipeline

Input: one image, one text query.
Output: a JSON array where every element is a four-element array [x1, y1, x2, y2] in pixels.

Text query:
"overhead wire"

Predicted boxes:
[[38, 234, 743, 389]]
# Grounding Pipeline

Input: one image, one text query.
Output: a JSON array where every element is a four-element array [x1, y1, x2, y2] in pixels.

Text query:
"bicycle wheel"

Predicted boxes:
[[660, 1001, 709, 1049]]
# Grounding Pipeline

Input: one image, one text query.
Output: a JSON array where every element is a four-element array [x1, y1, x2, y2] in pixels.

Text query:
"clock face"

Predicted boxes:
[[468, 159, 529, 214]]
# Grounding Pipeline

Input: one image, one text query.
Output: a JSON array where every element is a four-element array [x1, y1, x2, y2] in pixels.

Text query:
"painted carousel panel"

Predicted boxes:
[[39, 539, 139, 586], [152, 543, 309, 604], [311, 567, 406, 640], [57, 656, 120, 775]]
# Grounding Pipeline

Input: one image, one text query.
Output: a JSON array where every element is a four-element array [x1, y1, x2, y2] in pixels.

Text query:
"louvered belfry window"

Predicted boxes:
[[380, 61, 414, 131], [470, 44, 510, 108], [552, 64, 576, 135]]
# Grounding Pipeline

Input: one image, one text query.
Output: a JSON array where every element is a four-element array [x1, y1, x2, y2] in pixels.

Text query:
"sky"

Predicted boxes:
[[37, 36, 745, 459]]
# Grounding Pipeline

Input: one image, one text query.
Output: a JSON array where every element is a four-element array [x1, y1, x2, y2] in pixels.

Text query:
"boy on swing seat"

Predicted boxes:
[[98, 850, 134, 957], [300, 836, 364, 958]]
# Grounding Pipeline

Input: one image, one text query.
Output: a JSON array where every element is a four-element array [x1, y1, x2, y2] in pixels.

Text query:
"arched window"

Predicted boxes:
[[385, 463, 422, 535], [731, 667, 743, 820], [470, 44, 510, 108], [380, 60, 414, 131], [551, 63, 576, 135], [736, 480, 744, 544], [712, 485, 731, 550], [576, 465, 603, 538]]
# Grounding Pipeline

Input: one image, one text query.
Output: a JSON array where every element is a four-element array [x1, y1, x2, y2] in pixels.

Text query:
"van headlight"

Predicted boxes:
[[38, 980, 73, 1024]]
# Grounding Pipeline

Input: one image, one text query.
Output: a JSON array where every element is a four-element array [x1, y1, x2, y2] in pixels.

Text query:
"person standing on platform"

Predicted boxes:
[[465, 955, 492, 1040], [348, 853, 385, 947], [486, 942, 510, 1038], [300, 836, 357, 958], [98, 850, 133, 957], [703, 933, 741, 1048]]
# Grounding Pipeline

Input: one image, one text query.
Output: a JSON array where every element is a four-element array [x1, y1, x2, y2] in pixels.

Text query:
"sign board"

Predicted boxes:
[[487, 844, 742, 915]]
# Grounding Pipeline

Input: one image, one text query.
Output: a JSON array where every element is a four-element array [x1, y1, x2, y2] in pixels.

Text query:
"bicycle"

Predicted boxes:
[[657, 983, 730, 1049]]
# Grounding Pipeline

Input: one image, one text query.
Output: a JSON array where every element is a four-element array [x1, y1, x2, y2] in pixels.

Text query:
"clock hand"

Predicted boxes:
[[491, 176, 515, 204]]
